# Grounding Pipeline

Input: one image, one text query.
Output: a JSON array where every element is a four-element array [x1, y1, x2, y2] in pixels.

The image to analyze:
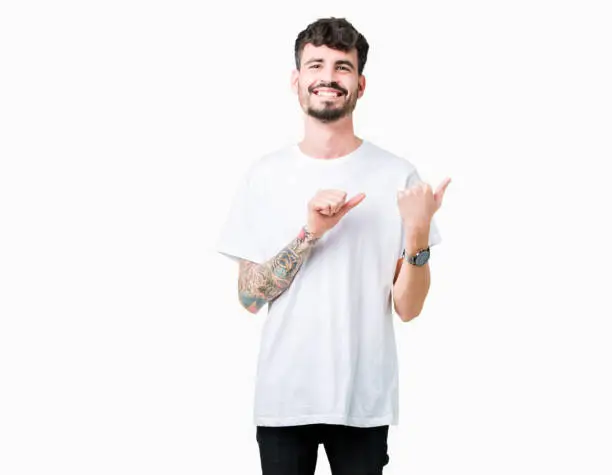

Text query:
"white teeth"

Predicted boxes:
[[316, 91, 340, 97]]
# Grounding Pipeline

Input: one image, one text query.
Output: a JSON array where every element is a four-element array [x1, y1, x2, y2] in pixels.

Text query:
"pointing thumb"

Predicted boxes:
[[340, 193, 366, 214]]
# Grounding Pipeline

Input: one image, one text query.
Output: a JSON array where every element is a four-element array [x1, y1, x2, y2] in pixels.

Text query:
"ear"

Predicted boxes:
[[291, 69, 299, 94], [357, 75, 366, 98]]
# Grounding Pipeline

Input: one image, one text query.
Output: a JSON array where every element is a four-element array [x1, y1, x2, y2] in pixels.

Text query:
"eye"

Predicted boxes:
[[337, 66, 350, 71], [309, 64, 320, 69]]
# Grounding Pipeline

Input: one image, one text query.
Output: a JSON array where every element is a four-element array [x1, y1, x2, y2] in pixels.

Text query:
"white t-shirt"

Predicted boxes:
[[216, 140, 441, 427]]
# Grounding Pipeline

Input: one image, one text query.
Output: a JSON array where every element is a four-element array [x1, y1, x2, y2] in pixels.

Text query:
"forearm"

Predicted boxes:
[[238, 225, 320, 313], [393, 228, 431, 322]]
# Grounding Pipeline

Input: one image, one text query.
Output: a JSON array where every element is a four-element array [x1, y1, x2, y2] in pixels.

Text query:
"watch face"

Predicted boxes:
[[415, 249, 430, 266]]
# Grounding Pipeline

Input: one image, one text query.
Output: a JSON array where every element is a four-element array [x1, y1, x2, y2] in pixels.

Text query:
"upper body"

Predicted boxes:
[[215, 18, 450, 428], [217, 139, 442, 427]]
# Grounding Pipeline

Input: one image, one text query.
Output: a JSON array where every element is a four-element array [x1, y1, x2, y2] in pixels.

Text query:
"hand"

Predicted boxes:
[[307, 189, 366, 238], [397, 177, 451, 230]]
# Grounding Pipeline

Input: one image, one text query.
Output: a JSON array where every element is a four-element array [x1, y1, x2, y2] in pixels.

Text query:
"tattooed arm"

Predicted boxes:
[[236, 187, 366, 313], [237, 225, 320, 314]]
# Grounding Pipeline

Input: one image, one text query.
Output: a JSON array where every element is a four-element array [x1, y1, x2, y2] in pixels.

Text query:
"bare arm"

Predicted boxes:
[[238, 225, 320, 314], [236, 188, 366, 314], [392, 229, 431, 322], [394, 177, 450, 322]]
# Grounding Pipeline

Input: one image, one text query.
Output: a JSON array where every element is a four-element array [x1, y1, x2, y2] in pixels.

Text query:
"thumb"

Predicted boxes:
[[434, 177, 451, 208], [339, 193, 366, 215]]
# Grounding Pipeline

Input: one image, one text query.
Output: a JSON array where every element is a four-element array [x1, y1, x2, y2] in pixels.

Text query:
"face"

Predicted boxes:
[[292, 43, 366, 123]]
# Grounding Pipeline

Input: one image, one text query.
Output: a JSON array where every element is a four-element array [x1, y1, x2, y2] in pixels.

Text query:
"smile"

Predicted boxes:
[[312, 89, 343, 97]]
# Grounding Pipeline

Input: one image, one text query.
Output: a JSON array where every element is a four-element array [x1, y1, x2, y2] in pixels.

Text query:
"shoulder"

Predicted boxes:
[[243, 143, 295, 183], [361, 140, 419, 178]]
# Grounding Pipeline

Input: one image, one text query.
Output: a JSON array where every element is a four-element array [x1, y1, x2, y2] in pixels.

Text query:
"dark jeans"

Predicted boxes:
[[256, 423, 390, 475]]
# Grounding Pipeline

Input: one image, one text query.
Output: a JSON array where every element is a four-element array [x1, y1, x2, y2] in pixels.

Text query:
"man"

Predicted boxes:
[[216, 17, 450, 475]]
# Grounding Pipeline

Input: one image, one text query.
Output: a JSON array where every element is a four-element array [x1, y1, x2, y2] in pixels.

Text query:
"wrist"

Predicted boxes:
[[404, 227, 429, 254], [301, 224, 322, 242]]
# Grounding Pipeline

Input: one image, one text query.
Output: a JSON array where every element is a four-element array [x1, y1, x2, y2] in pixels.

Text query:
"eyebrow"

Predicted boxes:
[[303, 58, 355, 70]]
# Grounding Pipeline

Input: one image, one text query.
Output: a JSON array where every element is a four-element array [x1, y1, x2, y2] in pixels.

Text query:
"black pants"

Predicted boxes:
[[256, 423, 390, 475]]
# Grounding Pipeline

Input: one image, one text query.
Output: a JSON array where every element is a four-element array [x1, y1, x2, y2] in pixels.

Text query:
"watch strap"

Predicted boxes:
[[402, 247, 431, 265]]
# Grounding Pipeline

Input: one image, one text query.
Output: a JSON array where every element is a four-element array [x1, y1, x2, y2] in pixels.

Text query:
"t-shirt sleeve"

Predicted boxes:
[[216, 168, 267, 265], [398, 168, 443, 260]]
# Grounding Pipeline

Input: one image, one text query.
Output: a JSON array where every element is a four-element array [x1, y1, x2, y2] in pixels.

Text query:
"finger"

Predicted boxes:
[[313, 198, 335, 209], [313, 200, 336, 215], [318, 190, 347, 200], [333, 197, 347, 214], [397, 188, 413, 199], [339, 193, 366, 214], [320, 195, 346, 215], [435, 177, 451, 195], [434, 177, 451, 202]]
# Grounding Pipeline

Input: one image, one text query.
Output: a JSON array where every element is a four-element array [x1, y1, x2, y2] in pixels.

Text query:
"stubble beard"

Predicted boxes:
[[302, 88, 358, 123]]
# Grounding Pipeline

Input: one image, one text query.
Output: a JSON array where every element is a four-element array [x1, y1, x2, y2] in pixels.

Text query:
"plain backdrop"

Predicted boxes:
[[1, 1, 611, 474]]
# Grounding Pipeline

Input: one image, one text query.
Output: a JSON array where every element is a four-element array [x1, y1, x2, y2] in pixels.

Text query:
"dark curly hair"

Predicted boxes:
[[294, 17, 370, 75]]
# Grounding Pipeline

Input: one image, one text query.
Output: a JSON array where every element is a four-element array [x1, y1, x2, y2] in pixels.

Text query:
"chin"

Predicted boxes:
[[306, 108, 350, 122]]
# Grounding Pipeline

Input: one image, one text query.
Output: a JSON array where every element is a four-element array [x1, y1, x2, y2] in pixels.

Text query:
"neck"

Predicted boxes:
[[299, 114, 362, 159]]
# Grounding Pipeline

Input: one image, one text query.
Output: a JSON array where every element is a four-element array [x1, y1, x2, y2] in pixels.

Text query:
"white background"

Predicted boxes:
[[1, 0, 611, 474]]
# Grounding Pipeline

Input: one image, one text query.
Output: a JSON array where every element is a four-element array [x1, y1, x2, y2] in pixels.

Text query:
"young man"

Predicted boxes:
[[216, 17, 450, 475]]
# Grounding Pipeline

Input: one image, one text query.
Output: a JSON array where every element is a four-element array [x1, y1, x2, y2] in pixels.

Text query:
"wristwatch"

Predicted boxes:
[[402, 247, 431, 266]]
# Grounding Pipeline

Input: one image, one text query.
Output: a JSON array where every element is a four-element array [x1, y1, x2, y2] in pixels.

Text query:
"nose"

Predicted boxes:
[[320, 64, 338, 83]]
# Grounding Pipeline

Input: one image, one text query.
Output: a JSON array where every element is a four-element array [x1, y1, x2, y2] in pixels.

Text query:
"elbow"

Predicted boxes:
[[238, 291, 266, 314], [240, 299, 258, 314], [394, 301, 423, 323], [398, 309, 421, 323]]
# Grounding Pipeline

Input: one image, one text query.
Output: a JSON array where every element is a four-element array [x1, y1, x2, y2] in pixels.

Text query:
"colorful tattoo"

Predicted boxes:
[[238, 225, 320, 313]]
